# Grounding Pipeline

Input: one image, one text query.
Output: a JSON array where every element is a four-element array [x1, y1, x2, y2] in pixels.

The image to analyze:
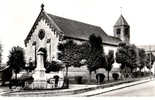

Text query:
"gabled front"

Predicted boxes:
[[24, 4, 63, 64]]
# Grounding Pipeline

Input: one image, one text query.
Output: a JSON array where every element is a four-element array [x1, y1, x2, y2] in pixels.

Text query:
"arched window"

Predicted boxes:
[[116, 28, 121, 35], [38, 29, 45, 40]]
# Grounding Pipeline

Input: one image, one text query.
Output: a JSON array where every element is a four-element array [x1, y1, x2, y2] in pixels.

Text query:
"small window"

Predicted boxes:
[[124, 28, 129, 35], [117, 28, 121, 35]]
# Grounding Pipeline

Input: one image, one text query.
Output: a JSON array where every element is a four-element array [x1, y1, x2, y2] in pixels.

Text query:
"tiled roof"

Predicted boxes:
[[114, 15, 129, 27], [25, 9, 121, 46], [48, 14, 121, 46]]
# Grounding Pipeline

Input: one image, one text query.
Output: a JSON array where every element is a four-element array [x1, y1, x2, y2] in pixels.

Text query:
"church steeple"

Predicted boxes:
[[113, 15, 130, 44], [114, 15, 129, 26]]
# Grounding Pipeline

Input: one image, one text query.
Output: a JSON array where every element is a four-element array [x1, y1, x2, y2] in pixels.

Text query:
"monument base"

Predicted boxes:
[[25, 80, 47, 89], [24, 72, 64, 90], [24, 51, 64, 90]]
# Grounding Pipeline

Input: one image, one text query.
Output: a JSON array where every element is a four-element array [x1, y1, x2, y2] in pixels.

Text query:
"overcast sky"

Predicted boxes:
[[0, 0, 155, 63]]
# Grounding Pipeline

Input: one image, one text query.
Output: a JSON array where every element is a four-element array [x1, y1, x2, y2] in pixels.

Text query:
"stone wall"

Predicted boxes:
[[64, 65, 120, 83]]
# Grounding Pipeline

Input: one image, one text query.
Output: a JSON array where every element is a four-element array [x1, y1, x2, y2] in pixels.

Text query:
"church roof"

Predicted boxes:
[[114, 15, 129, 27], [25, 8, 121, 46], [47, 14, 121, 46]]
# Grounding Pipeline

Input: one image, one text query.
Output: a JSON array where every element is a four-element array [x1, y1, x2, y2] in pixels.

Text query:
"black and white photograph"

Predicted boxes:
[[0, 0, 155, 98]]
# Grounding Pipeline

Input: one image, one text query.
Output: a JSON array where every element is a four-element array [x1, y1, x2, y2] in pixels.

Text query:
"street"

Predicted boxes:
[[96, 79, 155, 96], [0, 86, 10, 95], [0, 79, 154, 96]]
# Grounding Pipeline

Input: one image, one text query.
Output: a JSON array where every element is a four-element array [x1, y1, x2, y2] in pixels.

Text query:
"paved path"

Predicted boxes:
[[71, 78, 152, 97], [0, 77, 152, 97], [96, 79, 155, 96], [0, 87, 10, 95], [0, 85, 98, 96]]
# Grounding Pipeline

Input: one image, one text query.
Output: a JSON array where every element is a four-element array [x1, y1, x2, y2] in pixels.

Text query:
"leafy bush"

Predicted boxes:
[[74, 76, 83, 84], [96, 73, 105, 84], [112, 73, 119, 80], [133, 71, 152, 78], [45, 61, 64, 73], [1, 68, 12, 86], [133, 71, 141, 78]]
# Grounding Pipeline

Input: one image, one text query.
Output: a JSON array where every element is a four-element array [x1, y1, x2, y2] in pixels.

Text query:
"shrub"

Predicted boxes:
[[96, 73, 105, 84], [45, 61, 64, 73], [74, 76, 83, 84], [133, 71, 141, 78], [112, 73, 119, 80], [1, 68, 12, 86]]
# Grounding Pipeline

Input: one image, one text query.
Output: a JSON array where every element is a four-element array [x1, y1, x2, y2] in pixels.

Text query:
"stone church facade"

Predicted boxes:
[[24, 4, 130, 83]]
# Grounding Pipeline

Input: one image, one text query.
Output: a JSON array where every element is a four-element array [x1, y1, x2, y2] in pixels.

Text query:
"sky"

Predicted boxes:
[[0, 0, 155, 63]]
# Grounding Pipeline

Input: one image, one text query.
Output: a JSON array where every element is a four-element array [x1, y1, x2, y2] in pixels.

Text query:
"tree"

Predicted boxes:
[[58, 40, 84, 67], [58, 40, 83, 87], [138, 48, 146, 73], [58, 34, 106, 83], [7, 46, 25, 80], [82, 34, 106, 82], [127, 44, 139, 73], [58, 34, 107, 84], [116, 43, 139, 78], [116, 43, 129, 78], [105, 50, 114, 81], [146, 52, 155, 71]]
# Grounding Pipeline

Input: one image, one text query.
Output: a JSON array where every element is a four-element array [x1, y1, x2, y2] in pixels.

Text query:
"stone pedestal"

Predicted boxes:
[[30, 51, 47, 89], [25, 51, 64, 89]]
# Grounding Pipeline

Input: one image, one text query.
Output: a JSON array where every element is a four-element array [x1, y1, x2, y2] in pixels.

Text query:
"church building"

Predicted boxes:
[[24, 4, 130, 64], [24, 4, 130, 85]]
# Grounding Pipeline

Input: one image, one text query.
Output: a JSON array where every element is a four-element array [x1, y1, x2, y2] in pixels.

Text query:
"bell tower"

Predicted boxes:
[[114, 15, 130, 44]]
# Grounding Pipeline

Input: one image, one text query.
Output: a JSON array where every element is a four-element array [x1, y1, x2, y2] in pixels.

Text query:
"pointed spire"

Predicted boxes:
[[41, 3, 44, 11], [114, 15, 129, 27]]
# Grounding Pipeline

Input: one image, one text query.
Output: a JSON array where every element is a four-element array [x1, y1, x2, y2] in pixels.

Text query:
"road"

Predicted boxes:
[[0, 86, 10, 95], [96, 80, 155, 96], [0, 79, 154, 96]]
